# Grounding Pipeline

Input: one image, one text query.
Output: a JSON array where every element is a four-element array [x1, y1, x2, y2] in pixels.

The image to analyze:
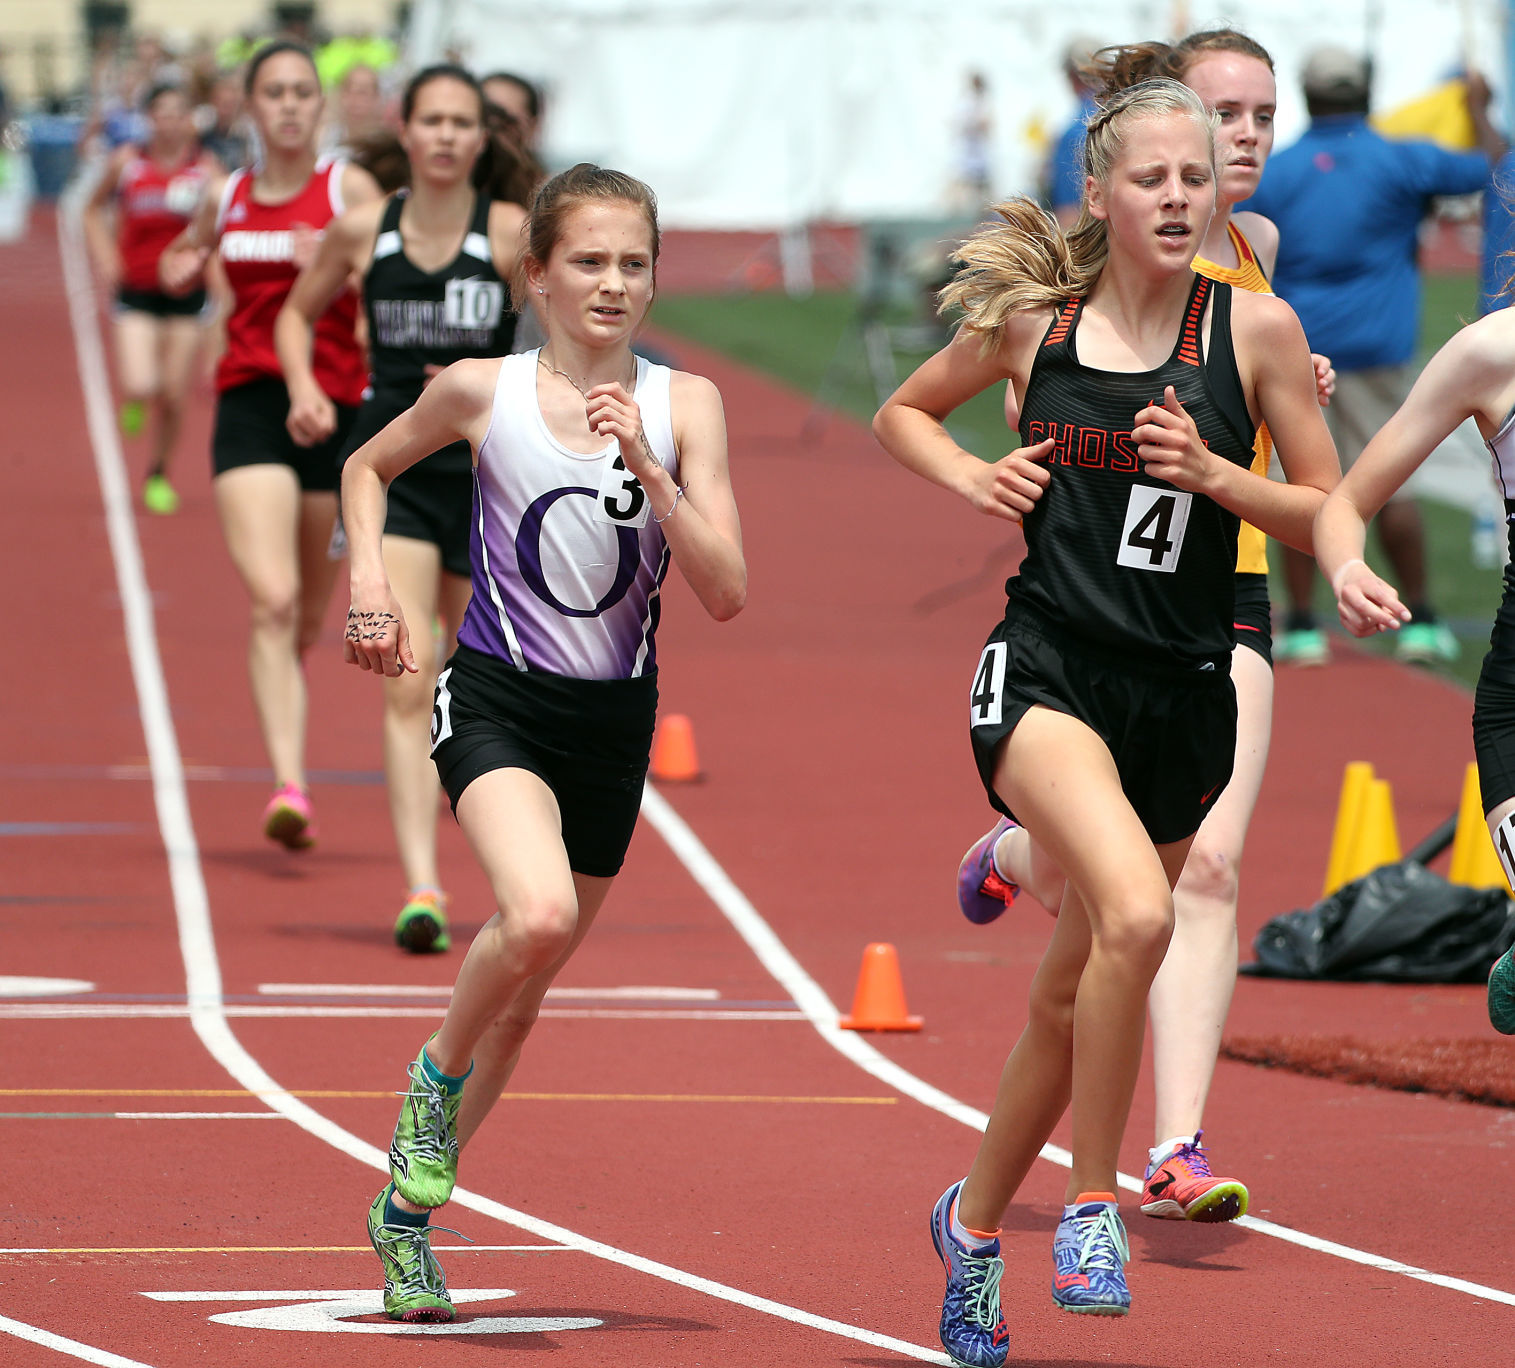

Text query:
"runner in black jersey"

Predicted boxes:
[[275, 65, 539, 954], [1316, 307, 1515, 1034], [875, 79, 1337, 1360]]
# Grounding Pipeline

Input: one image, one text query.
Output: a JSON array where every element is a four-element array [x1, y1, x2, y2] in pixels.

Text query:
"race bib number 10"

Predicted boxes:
[[444, 278, 505, 330], [1117, 485, 1193, 573]]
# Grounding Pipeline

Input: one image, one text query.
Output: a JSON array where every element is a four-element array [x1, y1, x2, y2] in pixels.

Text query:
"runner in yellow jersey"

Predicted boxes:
[[965, 29, 1338, 1234]]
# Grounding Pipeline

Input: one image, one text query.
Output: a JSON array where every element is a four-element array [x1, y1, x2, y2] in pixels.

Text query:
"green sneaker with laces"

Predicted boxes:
[[1395, 621, 1460, 665], [1274, 627, 1328, 667], [141, 474, 179, 516], [1490, 946, 1515, 1035], [394, 888, 450, 954], [389, 1043, 466, 1208], [366, 1185, 455, 1322]]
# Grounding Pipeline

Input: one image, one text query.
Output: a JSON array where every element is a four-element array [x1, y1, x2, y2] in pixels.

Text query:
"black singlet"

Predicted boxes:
[[1011, 274, 1256, 668]]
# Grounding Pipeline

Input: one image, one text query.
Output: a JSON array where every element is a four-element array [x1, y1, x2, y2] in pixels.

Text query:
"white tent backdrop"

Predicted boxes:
[[407, 0, 1508, 230]]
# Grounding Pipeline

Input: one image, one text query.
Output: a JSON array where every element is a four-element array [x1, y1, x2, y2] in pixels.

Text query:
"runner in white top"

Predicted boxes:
[[339, 163, 745, 1324]]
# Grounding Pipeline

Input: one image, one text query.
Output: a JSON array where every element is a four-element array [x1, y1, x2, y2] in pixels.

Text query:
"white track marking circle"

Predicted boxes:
[[143, 1290, 601, 1335]]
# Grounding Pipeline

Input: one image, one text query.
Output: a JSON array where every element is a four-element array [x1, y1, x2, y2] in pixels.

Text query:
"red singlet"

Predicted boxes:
[[117, 149, 212, 292], [214, 157, 365, 403]]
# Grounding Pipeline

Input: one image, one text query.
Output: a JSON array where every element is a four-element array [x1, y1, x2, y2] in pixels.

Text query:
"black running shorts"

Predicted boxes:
[[117, 285, 208, 318], [430, 644, 658, 877], [1474, 616, 1515, 814], [967, 606, 1237, 846], [342, 394, 474, 578], [212, 376, 357, 493]]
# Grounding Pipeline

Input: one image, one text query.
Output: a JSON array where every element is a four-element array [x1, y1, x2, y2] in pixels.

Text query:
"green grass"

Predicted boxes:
[[654, 268, 1502, 690]]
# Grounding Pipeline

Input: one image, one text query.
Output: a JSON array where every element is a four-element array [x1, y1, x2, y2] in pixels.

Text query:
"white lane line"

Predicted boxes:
[[58, 196, 950, 1364], [0, 1311, 160, 1368], [637, 787, 1515, 1309], [0, 1004, 801, 1021], [259, 983, 724, 1000]]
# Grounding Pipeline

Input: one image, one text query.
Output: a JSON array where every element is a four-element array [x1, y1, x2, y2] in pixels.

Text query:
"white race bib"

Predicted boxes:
[[1116, 485, 1193, 574], [443, 278, 505, 331]]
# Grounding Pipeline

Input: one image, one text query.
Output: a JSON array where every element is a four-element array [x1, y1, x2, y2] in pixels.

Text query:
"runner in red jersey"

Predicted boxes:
[[160, 41, 381, 851], [83, 83, 219, 514]]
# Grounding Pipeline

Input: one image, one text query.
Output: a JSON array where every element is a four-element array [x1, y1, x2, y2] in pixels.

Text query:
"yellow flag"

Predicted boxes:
[[1372, 79, 1477, 150]]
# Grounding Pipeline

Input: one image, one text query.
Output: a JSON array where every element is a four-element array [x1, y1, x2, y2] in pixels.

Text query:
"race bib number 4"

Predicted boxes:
[[1117, 485, 1193, 573], [443, 278, 505, 330], [970, 641, 1007, 728]]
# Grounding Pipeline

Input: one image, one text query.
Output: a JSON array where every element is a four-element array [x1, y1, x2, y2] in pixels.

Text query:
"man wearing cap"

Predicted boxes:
[[1245, 46, 1503, 665]]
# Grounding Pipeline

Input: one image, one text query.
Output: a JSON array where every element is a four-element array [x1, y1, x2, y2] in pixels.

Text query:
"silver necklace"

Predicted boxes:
[[536, 351, 635, 399]]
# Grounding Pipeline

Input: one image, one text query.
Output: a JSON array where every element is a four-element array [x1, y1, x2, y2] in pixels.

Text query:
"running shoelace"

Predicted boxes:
[[1168, 1129, 1215, 1180], [399, 1065, 456, 1166], [1070, 1207, 1130, 1274], [373, 1221, 469, 1298], [957, 1247, 1006, 1328]]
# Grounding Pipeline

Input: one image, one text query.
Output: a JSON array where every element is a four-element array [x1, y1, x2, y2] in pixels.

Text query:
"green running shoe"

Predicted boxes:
[[395, 888, 451, 954], [1395, 621, 1460, 665], [120, 399, 145, 437], [141, 474, 179, 516], [1274, 627, 1329, 667], [366, 1185, 455, 1322], [389, 1043, 464, 1208], [1490, 946, 1515, 1035]]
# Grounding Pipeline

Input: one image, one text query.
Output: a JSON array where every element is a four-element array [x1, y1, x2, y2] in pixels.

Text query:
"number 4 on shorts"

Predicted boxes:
[[970, 642, 1007, 727]]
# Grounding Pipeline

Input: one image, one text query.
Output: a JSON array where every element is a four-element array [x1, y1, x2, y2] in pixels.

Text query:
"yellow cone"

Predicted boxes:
[[1449, 762, 1510, 891], [1339, 777, 1402, 888], [1323, 762, 1376, 896]]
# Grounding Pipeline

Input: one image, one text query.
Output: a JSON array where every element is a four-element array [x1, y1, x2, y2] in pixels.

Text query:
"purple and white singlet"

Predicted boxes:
[[455, 350, 678, 679]]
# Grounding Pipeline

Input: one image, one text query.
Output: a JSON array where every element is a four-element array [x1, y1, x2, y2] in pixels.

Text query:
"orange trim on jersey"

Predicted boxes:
[[1176, 276, 1209, 366], [1043, 298, 1079, 347], [1228, 221, 1258, 268]]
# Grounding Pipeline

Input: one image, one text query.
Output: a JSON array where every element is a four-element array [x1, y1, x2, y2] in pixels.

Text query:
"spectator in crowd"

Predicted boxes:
[[1045, 36, 1101, 225], [198, 69, 250, 171], [951, 70, 993, 210], [324, 62, 391, 157], [1246, 47, 1503, 666]]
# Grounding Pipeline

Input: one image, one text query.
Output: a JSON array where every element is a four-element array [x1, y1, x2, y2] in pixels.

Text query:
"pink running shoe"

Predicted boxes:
[[1140, 1131, 1248, 1223], [262, 783, 316, 851], [956, 817, 1019, 925]]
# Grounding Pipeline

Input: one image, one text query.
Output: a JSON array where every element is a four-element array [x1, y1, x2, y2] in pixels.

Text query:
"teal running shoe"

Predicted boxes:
[[1274, 627, 1329, 667], [1490, 946, 1515, 1035], [1395, 621, 1460, 665], [366, 1185, 455, 1322], [1051, 1199, 1130, 1315], [929, 1180, 1009, 1367], [389, 1044, 464, 1208]]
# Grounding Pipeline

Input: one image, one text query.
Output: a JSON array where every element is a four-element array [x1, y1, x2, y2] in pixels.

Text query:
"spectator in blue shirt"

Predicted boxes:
[[1045, 37, 1101, 225], [1482, 150, 1515, 313], [1245, 46, 1500, 666]]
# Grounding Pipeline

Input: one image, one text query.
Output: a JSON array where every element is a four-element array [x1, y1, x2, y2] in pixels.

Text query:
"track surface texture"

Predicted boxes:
[[2, 206, 1510, 1367]]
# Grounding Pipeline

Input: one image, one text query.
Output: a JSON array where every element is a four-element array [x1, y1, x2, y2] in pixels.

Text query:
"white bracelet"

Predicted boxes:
[[652, 484, 687, 523], [1330, 557, 1368, 596]]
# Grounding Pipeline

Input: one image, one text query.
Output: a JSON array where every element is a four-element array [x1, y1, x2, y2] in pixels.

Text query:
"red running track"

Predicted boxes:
[[1, 203, 1511, 1367]]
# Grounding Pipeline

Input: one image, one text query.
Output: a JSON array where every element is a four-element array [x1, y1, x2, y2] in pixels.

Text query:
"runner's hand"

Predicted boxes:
[[286, 381, 337, 448], [585, 382, 657, 481], [344, 596, 417, 677], [1333, 560, 1410, 637], [1134, 386, 1214, 491], [964, 438, 1053, 522], [1312, 353, 1335, 407]]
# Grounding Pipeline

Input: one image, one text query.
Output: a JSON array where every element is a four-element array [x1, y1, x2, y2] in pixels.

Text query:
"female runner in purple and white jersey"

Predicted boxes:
[[339, 163, 745, 1323]]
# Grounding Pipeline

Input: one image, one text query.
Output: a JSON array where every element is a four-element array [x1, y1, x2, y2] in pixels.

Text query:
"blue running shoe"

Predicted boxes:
[[1490, 946, 1515, 1035], [930, 1180, 1009, 1368], [956, 818, 1019, 925], [1051, 1200, 1130, 1315]]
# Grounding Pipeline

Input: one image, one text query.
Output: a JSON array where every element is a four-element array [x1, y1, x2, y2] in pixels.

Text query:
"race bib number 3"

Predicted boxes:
[[1117, 485, 1193, 573], [443, 278, 505, 330], [593, 449, 651, 529]]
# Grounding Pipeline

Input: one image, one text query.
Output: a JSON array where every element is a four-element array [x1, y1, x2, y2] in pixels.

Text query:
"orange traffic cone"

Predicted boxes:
[[1449, 762, 1510, 891], [839, 943, 923, 1032], [650, 713, 702, 782]]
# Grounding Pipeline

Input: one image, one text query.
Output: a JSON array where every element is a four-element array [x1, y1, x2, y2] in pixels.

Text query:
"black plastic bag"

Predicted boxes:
[[1245, 861, 1515, 983]]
